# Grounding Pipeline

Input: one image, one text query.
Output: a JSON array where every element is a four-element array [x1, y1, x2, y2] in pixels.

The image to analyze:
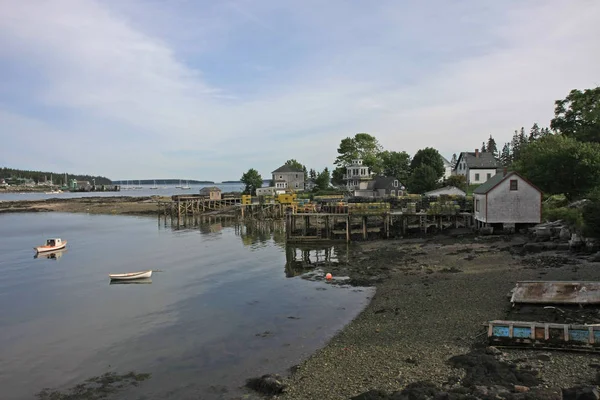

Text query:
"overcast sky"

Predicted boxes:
[[0, 0, 599, 181]]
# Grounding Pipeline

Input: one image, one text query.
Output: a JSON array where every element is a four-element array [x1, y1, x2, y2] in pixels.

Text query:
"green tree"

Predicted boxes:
[[315, 168, 330, 190], [240, 168, 263, 195], [487, 135, 498, 157], [529, 123, 540, 142], [444, 175, 467, 191], [331, 167, 345, 186], [334, 133, 383, 173], [380, 150, 411, 183], [309, 168, 316, 180], [551, 87, 600, 143], [284, 159, 308, 181], [500, 143, 512, 167], [407, 165, 439, 194], [481, 142, 487, 153], [514, 135, 600, 200], [410, 147, 444, 179]]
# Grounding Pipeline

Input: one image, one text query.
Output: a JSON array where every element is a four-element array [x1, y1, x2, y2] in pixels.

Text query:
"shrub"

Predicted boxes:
[[582, 199, 600, 238], [543, 206, 583, 228]]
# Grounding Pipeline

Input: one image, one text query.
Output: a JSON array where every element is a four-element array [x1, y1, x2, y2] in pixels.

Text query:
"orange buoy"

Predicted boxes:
[[325, 273, 333, 280]]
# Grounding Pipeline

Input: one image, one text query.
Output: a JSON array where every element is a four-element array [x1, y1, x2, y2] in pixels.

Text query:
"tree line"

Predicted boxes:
[[0, 167, 112, 185]]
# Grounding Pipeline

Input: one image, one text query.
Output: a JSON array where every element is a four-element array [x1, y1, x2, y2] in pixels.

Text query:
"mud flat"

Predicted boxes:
[[0, 196, 168, 215], [280, 233, 600, 399]]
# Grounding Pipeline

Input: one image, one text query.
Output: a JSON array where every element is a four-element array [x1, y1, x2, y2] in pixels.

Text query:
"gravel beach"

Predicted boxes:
[[280, 234, 600, 399], [0, 196, 167, 215]]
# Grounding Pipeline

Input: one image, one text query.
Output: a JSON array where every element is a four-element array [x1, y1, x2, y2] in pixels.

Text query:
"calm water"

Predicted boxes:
[[0, 213, 372, 400], [0, 183, 245, 201]]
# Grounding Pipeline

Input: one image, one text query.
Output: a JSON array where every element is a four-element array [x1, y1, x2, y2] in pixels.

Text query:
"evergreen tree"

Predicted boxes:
[[500, 143, 512, 167], [518, 127, 528, 147], [309, 169, 317, 180], [486, 135, 498, 157], [529, 123, 540, 142], [481, 142, 487, 153], [450, 153, 457, 168], [511, 130, 521, 162]]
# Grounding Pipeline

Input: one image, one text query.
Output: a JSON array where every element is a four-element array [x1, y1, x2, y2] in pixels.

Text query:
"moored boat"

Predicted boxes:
[[109, 270, 153, 281], [34, 238, 67, 253]]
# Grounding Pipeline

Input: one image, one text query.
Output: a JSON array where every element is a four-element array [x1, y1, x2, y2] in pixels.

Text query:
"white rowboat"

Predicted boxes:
[[109, 270, 153, 281]]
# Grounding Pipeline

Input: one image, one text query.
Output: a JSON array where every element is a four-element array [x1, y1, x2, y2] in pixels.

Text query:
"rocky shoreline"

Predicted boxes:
[[264, 232, 600, 399], [0, 196, 167, 215]]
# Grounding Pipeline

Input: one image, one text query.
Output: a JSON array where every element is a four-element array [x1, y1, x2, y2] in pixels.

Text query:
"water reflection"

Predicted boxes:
[[34, 249, 67, 260], [158, 214, 286, 248], [109, 278, 153, 285], [285, 244, 347, 278]]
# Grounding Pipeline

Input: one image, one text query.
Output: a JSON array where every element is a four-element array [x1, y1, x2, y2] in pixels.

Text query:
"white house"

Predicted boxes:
[[424, 186, 466, 197], [453, 149, 498, 185], [441, 156, 453, 180], [343, 159, 375, 196], [473, 171, 542, 230]]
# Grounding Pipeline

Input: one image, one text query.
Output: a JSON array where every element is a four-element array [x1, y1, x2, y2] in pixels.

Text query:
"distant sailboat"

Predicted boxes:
[[175, 179, 183, 189], [134, 180, 143, 190], [181, 180, 191, 190], [150, 180, 158, 190]]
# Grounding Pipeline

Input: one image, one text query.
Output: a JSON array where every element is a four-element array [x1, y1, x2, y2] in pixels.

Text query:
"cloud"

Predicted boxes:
[[0, 0, 599, 180]]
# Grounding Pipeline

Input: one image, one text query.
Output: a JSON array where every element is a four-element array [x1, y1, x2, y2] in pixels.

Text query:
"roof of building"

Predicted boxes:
[[441, 156, 451, 167], [473, 171, 541, 194], [199, 186, 221, 194], [424, 186, 466, 196], [272, 164, 303, 173], [456, 152, 498, 169]]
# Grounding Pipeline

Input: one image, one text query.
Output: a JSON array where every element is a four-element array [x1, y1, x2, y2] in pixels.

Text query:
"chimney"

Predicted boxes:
[[475, 148, 479, 158]]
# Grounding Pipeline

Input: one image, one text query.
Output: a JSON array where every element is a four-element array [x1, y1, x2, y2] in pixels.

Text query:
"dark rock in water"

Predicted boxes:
[[562, 385, 600, 400], [245, 374, 286, 396]]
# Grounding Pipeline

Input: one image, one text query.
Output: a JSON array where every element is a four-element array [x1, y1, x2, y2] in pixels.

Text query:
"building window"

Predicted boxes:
[[476, 199, 480, 212], [295, 174, 298, 178], [475, 173, 480, 181], [393, 180, 398, 187], [295, 183, 298, 188], [390, 190, 396, 196], [279, 175, 282, 179], [487, 173, 491, 180], [510, 180, 518, 191]]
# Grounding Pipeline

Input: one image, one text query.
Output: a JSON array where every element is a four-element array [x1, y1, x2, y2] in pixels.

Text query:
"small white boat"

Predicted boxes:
[[109, 270, 153, 281], [34, 238, 67, 253]]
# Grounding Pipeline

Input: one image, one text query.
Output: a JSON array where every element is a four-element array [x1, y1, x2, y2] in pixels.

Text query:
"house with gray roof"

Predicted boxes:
[[453, 149, 498, 185], [353, 176, 405, 198], [271, 164, 305, 192], [473, 170, 542, 231]]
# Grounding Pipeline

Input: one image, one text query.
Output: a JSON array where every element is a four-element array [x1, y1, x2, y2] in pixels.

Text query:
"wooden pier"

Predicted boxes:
[[285, 211, 473, 243], [159, 195, 474, 242]]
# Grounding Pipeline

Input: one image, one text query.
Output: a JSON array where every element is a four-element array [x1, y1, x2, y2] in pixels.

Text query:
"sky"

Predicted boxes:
[[0, 0, 599, 182]]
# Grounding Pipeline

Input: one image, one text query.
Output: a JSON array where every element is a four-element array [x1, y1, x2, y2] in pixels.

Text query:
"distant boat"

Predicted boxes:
[[34, 238, 67, 253], [175, 179, 183, 189], [134, 180, 143, 190], [44, 190, 63, 194], [109, 270, 153, 281], [150, 180, 158, 190], [180, 180, 191, 190]]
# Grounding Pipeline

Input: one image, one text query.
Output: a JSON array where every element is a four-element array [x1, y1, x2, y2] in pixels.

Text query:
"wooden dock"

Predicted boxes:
[[285, 211, 473, 242], [158, 195, 474, 242]]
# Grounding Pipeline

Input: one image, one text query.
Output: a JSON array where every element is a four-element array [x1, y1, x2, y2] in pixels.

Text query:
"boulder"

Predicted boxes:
[[245, 374, 287, 396], [480, 226, 494, 235], [562, 385, 600, 400], [570, 234, 584, 250], [585, 238, 600, 253], [559, 227, 572, 241], [591, 252, 600, 263], [535, 227, 552, 241]]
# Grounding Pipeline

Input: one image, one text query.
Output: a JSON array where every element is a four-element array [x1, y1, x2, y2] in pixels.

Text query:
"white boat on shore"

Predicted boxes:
[[34, 238, 67, 253], [109, 270, 153, 281]]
